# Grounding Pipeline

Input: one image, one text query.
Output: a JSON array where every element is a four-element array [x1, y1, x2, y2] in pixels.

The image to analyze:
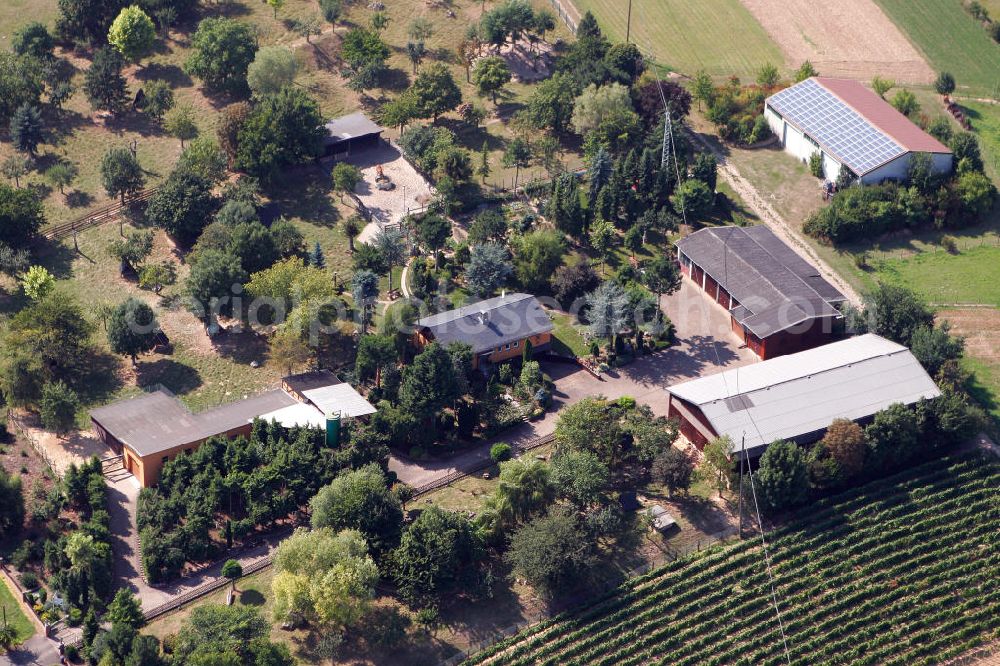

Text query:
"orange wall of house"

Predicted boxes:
[[484, 332, 551, 365], [134, 423, 253, 487]]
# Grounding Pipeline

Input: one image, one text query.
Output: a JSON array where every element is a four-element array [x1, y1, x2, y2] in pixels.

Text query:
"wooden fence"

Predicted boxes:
[[410, 433, 556, 498], [43, 188, 158, 241]]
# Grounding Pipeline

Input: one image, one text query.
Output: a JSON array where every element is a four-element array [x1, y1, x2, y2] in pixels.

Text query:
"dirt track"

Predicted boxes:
[[739, 0, 934, 83]]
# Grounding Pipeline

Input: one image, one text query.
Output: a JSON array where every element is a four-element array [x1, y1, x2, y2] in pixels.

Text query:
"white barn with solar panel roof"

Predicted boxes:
[[764, 77, 952, 184]]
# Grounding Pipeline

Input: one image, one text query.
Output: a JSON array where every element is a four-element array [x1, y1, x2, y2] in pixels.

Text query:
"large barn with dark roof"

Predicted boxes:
[[676, 225, 847, 359], [764, 77, 952, 184]]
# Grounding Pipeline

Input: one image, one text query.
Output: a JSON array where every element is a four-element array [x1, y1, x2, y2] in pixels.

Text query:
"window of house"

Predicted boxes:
[[513, 341, 519, 348], [162, 456, 169, 465]]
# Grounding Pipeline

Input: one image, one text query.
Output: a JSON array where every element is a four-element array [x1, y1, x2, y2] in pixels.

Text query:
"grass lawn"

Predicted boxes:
[[875, 245, 1000, 306], [573, 0, 783, 78], [0, 573, 35, 648], [874, 0, 1000, 97], [960, 101, 1000, 180], [549, 311, 589, 357], [144, 567, 289, 649]]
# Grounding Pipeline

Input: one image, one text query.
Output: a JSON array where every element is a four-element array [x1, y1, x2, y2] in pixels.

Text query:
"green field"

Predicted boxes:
[[874, 0, 1000, 96], [0, 574, 35, 649], [465, 452, 1000, 666], [572, 0, 783, 78], [876, 245, 1000, 306], [962, 101, 1000, 179]]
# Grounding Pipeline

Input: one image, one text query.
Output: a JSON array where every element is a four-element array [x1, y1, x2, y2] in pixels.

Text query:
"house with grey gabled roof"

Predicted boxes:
[[413, 293, 554, 369], [677, 225, 846, 359], [665, 334, 941, 459]]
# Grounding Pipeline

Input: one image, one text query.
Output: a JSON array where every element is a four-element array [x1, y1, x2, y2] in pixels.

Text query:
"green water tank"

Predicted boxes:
[[325, 413, 341, 447]]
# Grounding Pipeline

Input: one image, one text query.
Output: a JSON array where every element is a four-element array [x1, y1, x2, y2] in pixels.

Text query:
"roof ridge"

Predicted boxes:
[[811, 77, 951, 155], [711, 346, 911, 402], [705, 227, 829, 317]]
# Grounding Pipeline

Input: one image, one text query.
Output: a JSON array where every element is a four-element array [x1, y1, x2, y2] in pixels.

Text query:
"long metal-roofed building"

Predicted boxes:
[[413, 293, 553, 369], [665, 334, 941, 458], [676, 225, 847, 359], [764, 77, 952, 184], [90, 371, 375, 487]]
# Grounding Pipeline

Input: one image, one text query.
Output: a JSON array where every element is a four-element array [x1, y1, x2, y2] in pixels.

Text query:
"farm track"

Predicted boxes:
[[464, 453, 1000, 666]]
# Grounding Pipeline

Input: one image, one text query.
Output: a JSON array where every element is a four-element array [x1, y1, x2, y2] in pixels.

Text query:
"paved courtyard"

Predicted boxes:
[[390, 278, 757, 488], [342, 142, 433, 244]]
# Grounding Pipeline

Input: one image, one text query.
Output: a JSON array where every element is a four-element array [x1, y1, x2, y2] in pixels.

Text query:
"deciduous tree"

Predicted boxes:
[[472, 56, 511, 104], [392, 506, 484, 606], [100, 146, 145, 206], [107, 297, 160, 364], [185, 18, 257, 94], [108, 5, 156, 64], [504, 505, 594, 597], [310, 465, 403, 553], [757, 439, 810, 512], [247, 46, 299, 98], [40, 380, 79, 436]]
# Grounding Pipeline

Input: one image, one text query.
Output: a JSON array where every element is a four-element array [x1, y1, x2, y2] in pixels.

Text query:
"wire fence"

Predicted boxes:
[[860, 232, 1000, 263], [547, 0, 580, 33], [7, 411, 61, 478]]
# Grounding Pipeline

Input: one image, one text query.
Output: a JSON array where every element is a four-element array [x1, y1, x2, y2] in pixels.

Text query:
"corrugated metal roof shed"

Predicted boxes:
[[416, 293, 554, 354], [666, 334, 941, 456], [676, 226, 845, 339], [302, 383, 377, 418], [257, 402, 327, 429]]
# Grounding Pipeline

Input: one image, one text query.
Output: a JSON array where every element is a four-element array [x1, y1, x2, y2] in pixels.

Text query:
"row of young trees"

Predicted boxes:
[[137, 418, 389, 583]]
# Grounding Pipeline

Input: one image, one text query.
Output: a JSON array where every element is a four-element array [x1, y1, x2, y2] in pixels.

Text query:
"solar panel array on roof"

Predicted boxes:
[[767, 78, 905, 176]]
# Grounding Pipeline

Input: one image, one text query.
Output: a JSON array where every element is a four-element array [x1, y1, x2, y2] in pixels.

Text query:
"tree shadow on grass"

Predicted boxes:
[[238, 589, 266, 606], [133, 62, 194, 88], [269, 171, 341, 229], [65, 190, 96, 209], [77, 349, 125, 405], [213, 329, 270, 365], [31, 236, 79, 280], [136, 358, 202, 395], [378, 67, 412, 94]]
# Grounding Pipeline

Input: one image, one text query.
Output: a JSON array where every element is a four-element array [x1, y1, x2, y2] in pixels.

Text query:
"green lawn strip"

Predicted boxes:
[[0, 572, 36, 647], [962, 356, 1000, 422], [873, 0, 1000, 96], [572, 0, 783, 78], [960, 101, 1000, 181], [549, 311, 589, 357], [874, 245, 1000, 306]]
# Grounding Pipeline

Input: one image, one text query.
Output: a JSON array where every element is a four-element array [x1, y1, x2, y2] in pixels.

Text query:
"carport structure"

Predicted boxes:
[[323, 112, 384, 157]]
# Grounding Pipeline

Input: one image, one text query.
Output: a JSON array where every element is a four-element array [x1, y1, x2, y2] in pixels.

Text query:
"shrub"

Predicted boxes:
[[19, 570, 39, 589], [940, 235, 959, 253], [809, 152, 824, 179], [65, 645, 79, 661], [490, 442, 513, 463]]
